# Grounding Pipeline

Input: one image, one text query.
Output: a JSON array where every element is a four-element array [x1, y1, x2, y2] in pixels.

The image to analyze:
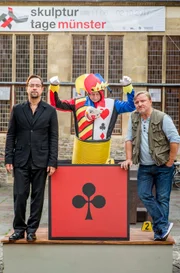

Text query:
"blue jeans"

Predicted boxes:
[[137, 164, 174, 233]]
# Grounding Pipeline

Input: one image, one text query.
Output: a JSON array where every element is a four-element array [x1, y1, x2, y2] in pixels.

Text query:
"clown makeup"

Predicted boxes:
[[89, 91, 101, 103]]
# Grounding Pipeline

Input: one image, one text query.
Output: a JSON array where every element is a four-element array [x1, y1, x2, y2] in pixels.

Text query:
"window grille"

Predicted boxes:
[[148, 36, 163, 83], [108, 36, 123, 134], [165, 88, 180, 132], [165, 37, 180, 130], [0, 35, 12, 82], [108, 36, 123, 83], [0, 100, 11, 132], [108, 87, 122, 135], [0, 35, 12, 132], [33, 35, 48, 82], [15, 86, 27, 104], [16, 35, 30, 82], [72, 35, 87, 81], [0, 34, 48, 132], [166, 36, 180, 83], [90, 36, 105, 77]]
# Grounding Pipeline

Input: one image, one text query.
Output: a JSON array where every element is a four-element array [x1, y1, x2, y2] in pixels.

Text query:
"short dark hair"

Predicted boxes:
[[26, 75, 43, 86]]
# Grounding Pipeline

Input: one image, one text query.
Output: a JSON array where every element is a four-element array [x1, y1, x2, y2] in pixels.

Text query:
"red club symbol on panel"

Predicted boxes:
[[72, 183, 106, 220]]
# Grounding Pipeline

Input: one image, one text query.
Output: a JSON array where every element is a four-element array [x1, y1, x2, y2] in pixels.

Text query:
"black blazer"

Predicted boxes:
[[5, 100, 58, 168]]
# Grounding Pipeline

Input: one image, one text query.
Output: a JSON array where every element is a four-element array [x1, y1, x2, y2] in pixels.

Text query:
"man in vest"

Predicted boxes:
[[121, 91, 180, 241], [49, 74, 135, 164]]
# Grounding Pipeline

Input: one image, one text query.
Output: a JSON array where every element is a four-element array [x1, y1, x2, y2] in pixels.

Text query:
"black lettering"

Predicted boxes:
[[31, 20, 35, 28], [62, 8, 67, 16], [55, 9, 62, 19], [44, 10, 51, 17], [75, 9, 79, 16], [35, 21, 41, 29], [31, 20, 56, 31], [31, 9, 36, 16], [49, 21, 56, 28], [37, 7, 44, 16], [42, 21, 49, 31], [52, 7, 54, 17], [67, 9, 74, 16]]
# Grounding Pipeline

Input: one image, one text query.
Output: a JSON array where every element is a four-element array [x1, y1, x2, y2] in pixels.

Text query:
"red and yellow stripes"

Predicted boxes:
[[75, 98, 93, 140]]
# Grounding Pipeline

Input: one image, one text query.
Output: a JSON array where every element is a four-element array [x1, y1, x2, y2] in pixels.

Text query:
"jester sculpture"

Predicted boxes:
[[49, 74, 135, 164]]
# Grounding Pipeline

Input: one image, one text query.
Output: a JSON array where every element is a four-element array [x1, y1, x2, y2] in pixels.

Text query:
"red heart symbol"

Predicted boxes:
[[100, 109, 109, 120]]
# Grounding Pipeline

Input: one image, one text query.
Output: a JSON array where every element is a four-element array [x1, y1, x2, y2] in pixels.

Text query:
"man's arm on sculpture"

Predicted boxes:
[[120, 141, 133, 170]]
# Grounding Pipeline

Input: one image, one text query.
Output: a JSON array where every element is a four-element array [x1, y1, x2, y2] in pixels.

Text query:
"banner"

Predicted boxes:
[[0, 6, 165, 32]]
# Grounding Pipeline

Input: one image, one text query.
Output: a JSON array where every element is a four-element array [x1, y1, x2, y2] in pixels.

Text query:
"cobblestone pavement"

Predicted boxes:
[[0, 183, 179, 273]]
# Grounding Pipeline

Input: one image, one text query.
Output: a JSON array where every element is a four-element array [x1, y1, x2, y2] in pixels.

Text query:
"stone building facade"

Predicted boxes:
[[0, 1, 180, 183]]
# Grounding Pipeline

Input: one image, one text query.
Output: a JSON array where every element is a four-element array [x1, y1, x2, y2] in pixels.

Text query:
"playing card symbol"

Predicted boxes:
[[72, 182, 106, 220], [100, 123, 106, 131], [100, 133, 105, 139], [100, 108, 109, 120]]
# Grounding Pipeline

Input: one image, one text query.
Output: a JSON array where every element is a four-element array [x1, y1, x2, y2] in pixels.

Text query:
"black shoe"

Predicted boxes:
[[9, 232, 24, 241], [26, 233, 37, 242]]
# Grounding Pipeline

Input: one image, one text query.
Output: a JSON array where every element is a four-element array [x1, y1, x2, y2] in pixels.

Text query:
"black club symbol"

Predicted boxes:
[[72, 183, 106, 220], [100, 123, 106, 130]]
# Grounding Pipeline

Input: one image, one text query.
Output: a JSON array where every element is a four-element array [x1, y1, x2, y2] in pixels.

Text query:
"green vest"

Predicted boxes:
[[131, 109, 170, 166]]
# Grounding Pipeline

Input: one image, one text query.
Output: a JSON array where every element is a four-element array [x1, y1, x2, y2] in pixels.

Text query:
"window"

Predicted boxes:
[[107, 36, 123, 134], [148, 36, 163, 111], [90, 36, 105, 77], [0, 34, 48, 132], [148, 35, 180, 131], [148, 36, 163, 83], [0, 35, 12, 132], [0, 35, 12, 82], [16, 35, 30, 82], [34, 35, 48, 82], [165, 36, 180, 132], [72, 35, 87, 82], [108, 36, 123, 83], [166, 36, 180, 83], [165, 88, 180, 132]]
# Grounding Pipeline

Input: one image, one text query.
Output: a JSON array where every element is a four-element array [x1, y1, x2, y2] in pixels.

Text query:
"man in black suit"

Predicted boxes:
[[5, 75, 58, 242]]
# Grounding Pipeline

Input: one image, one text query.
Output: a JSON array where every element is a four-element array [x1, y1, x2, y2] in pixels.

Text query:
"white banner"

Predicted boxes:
[[0, 6, 165, 32]]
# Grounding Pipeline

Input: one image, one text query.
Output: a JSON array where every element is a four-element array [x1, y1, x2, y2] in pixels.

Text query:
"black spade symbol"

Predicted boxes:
[[72, 182, 106, 220]]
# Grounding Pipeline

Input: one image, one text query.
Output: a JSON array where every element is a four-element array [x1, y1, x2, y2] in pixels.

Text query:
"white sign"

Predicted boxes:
[[0, 6, 165, 32], [0, 87, 10, 100], [149, 88, 161, 102]]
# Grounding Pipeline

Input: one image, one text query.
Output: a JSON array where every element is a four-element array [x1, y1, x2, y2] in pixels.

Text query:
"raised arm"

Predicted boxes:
[[49, 76, 75, 112], [115, 76, 136, 114]]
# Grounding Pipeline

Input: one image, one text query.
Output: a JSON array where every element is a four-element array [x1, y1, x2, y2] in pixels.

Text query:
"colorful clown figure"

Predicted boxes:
[[49, 74, 135, 164]]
